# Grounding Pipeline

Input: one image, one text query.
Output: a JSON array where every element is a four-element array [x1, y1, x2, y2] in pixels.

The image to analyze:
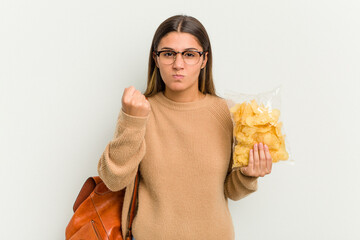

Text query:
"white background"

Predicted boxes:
[[1, 0, 359, 239]]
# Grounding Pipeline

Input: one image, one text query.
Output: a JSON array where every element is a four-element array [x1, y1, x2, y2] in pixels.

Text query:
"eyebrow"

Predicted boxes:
[[159, 47, 200, 51]]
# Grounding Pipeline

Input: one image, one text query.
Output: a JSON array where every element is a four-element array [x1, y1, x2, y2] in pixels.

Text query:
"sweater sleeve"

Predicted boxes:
[[224, 167, 258, 201], [97, 109, 148, 191]]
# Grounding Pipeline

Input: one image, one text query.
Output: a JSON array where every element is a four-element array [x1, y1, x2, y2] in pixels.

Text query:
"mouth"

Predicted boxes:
[[172, 74, 184, 80]]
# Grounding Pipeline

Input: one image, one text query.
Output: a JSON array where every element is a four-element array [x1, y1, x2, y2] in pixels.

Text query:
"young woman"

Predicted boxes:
[[98, 15, 272, 240]]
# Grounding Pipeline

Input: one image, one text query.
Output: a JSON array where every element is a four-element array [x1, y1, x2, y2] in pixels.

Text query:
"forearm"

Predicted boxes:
[[98, 110, 148, 191]]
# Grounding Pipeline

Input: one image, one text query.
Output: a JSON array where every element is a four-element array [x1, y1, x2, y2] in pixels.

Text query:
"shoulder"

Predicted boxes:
[[206, 94, 232, 117], [145, 92, 161, 108], [206, 94, 233, 135]]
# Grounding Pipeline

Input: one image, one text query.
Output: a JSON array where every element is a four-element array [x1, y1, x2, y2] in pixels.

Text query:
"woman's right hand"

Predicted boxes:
[[121, 86, 151, 117]]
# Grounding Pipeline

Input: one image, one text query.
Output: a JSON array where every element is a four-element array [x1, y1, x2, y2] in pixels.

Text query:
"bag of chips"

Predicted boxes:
[[224, 85, 293, 168]]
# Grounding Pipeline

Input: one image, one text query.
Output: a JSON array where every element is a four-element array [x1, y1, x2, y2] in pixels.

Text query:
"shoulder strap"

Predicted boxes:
[[126, 171, 140, 239]]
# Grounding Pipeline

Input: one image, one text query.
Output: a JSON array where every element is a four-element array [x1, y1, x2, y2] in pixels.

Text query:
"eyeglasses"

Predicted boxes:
[[154, 50, 206, 65]]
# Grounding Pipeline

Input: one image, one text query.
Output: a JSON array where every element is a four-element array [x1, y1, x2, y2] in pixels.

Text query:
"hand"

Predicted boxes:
[[121, 86, 151, 117], [240, 142, 272, 177]]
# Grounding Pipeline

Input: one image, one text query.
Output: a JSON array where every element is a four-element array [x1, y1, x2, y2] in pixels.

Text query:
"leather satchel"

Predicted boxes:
[[65, 172, 139, 240]]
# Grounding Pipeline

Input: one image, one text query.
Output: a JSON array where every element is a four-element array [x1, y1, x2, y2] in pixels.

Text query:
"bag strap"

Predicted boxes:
[[126, 170, 140, 239]]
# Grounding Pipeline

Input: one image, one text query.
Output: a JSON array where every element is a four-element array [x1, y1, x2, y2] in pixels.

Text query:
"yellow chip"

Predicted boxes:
[[242, 126, 257, 136], [270, 109, 280, 123], [250, 99, 260, 114], [235, 132, 254, 145], [254, 124, 272, 133]]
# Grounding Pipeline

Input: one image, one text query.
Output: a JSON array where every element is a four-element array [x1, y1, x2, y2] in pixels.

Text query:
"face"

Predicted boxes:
[[154, 32, 208, 95]]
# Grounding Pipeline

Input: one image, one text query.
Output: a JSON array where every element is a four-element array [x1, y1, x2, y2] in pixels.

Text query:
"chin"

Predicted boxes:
[[166, 82, 188, 92]]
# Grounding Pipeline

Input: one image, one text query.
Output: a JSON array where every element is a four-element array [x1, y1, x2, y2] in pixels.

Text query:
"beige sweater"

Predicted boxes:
[[98, 92, 258, 240]]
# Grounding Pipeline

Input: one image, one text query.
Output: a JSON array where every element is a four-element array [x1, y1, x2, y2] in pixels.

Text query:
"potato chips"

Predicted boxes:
[[230, 99, 289, 168]]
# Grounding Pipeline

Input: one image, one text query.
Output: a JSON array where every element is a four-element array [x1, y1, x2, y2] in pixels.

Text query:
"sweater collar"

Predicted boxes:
[[152, 91, 210, 111]]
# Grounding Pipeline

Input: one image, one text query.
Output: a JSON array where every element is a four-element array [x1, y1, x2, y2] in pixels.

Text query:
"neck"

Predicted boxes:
[[164, 89, 205, 103]]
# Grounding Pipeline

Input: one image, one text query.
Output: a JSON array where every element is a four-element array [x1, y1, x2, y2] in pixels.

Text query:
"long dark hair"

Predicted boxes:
[[144, 15, 216, 97]]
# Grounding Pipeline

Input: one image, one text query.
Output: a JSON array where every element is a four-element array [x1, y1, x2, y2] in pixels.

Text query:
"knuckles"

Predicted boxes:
[[121, 86, 150, 117]]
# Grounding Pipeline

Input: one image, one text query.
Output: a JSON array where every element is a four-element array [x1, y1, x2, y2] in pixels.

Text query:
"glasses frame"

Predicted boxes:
[[154, 50, 206, 65]]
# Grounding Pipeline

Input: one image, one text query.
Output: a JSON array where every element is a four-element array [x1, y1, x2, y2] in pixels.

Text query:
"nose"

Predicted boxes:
[[172, 52, 184, 69]]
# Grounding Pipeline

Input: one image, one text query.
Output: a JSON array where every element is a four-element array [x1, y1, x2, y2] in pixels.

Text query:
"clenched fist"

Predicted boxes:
[[121, 86, 151, 117]]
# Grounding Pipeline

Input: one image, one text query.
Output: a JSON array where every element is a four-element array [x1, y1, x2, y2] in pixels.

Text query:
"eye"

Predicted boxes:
[[184, 51, 196, 57], [162, 51, 175, 57]]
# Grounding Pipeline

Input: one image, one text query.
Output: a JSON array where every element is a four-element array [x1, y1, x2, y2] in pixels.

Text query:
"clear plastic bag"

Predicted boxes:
[[224, 85, 293, 169]]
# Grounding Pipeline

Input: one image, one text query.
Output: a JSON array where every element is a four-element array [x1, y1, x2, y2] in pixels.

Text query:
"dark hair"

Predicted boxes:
[[144, 15, 216, 97]]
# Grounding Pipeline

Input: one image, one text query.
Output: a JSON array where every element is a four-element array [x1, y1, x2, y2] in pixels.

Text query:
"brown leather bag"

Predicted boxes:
[[65, 172, 139, 240]]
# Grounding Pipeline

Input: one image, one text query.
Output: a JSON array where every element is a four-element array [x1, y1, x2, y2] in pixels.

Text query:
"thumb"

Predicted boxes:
[[240, 166, 248, 176]]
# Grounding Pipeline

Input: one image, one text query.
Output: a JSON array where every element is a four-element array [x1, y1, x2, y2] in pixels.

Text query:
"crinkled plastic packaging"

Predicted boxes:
[[224, 86, 293, 169]]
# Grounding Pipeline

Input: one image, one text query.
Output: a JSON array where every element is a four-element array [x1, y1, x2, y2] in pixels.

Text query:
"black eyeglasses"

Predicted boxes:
[[154, 50, 206, 65]]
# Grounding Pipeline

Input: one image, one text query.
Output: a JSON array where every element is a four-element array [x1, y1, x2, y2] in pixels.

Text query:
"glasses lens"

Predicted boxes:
[[159, 51, 175, 65], [183, 51, 200, 65], [158, 51, 201, 65]]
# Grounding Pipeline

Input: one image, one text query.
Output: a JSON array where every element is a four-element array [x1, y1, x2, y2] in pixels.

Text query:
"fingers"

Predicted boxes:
[[259, 143, 266, 176], [121, 86, 151, 117], [242, 142, 273, 178], [133, 91, 145, 104], [127, 86, 136, 97], [264, 144, 272, 174], [242, 143, 260, 177], [241, 148, 254, 176], [253, 143, 260, 172], [248, 148, 254, 171], [123, 86, 140, 101], [122, 86, 134, 104]]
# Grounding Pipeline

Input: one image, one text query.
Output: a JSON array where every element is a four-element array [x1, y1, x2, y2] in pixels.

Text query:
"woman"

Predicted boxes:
[[98, 15, 272, 240]]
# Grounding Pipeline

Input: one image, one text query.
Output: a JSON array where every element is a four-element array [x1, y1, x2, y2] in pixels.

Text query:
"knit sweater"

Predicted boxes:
[[98, 91, 258, 240]]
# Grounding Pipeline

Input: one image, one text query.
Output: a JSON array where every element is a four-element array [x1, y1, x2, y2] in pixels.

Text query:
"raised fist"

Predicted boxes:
[[121, 86, 151, 117]]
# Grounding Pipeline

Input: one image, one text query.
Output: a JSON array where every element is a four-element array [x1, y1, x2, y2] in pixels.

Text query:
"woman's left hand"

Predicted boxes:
[[240, 142, 272, 177]]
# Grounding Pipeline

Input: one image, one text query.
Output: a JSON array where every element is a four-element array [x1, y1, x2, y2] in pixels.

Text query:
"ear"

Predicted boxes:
[[153, 52, 159, 68], [201, 52, 208, 69]]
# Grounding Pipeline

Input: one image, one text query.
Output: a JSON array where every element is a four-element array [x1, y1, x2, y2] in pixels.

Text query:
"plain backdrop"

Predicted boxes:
[[1, 0, 359, 239]]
